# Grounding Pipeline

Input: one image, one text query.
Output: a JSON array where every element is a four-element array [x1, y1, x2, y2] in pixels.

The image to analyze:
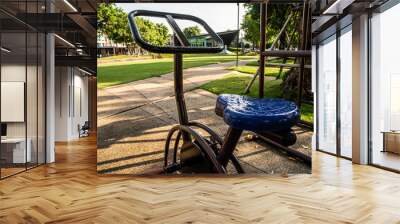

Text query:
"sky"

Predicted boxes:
[[117, 3, 246, 33]]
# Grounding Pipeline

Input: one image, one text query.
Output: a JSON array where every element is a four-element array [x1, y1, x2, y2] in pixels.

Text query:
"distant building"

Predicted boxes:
[[97, 33, 128, 57], [188, 30, 239, 48]]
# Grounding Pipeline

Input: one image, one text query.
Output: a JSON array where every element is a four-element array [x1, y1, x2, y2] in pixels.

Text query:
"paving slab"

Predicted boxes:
[[98, 85, 148, 119]]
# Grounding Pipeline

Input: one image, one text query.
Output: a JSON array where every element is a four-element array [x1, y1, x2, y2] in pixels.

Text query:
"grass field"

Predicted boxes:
[[98, 54, 256, 88], [245, 58, 295, 66], [200, 73, 313, 123], [228, 66, 288, 77], [227, 58, 293, 77]]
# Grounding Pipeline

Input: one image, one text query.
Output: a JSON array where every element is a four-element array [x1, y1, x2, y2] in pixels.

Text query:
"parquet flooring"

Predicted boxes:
[[1, 135, 399, 223]]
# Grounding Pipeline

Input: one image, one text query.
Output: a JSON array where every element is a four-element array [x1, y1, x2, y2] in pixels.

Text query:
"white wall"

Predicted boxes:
[[55, 67, 89, 141], [1, 64, 27, 138], [55, 66, 69, 141]]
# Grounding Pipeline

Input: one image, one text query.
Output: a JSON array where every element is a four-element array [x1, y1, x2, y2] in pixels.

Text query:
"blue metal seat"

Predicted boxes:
[[215, 94, 300, 132]]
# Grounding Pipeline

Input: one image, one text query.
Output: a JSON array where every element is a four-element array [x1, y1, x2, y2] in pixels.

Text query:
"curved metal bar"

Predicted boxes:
[[128, 10, 224, 54], [164, 126, 180, 167], [172, 131, 182, 164], [188, 121, 244, 173], [179, 125, 226, 173], [164, 125, 226, 173], [188, 121, 223, 143], [183, 125, 226, 173]]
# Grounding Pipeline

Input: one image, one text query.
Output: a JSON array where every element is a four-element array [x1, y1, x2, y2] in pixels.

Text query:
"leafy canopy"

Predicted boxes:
[[241, 4, 300, 48], [97, 3, 170, 46], [183, 26, 201, 37]]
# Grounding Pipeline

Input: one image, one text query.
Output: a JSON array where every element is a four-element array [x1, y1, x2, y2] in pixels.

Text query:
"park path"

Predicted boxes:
[[97, 60, 311, 175], [98, 60, 250, 120]]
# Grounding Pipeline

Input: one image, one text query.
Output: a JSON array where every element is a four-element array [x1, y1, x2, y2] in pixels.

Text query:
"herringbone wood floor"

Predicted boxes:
[[1, 135, 399, 223]]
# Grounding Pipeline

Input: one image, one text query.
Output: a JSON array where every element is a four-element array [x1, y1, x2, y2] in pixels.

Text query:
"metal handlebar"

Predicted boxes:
[[128, 10, 224, 54]]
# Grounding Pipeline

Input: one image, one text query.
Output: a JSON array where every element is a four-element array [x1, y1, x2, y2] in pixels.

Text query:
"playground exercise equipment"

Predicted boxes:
[[242, 1, 313, 164], [128, 10, 301, 174]]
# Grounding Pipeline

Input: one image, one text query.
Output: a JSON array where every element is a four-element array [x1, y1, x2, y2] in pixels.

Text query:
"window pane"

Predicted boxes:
[[317, 35, 337, 154], [1, 31, 27, 177], [370, 4, 400, 171], [339, 27, 352, 158]]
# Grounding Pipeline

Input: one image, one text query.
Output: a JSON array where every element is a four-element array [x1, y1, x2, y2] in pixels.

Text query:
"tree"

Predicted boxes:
[[183, 26, 201, 37], [135, 17, 170, 46], [97, 3, 132, 52], [97, 3, 170, 55], [241, 4, 300, 49], [242, 13, 259, 49]]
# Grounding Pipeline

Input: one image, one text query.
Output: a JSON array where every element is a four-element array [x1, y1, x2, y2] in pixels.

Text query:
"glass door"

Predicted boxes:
[[339, 25, 352, 158], [1, 30, 28, 178], [0, 0, 47, 179], [317, 35, 337, 154], [370, 3, 400, 171]]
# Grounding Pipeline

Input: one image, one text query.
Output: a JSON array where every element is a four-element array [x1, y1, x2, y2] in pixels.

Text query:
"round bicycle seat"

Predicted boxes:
[[215, 94, 300, 132]]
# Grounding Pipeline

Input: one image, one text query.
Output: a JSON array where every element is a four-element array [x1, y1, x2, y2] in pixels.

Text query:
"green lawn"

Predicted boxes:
[[199, 73, 313, 123], [98, 54, 256, 88], [228, 58, 292, 78], [300, 103, 313, 123], [98, 55, 146, 62], [245, 58, 295, 66], [228, 66, 288, 78]]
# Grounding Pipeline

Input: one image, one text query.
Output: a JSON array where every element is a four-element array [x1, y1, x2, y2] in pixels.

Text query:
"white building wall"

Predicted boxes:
[[55, 67, 89, 141]]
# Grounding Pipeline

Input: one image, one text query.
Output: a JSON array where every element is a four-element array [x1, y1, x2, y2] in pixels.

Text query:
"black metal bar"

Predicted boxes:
[[256, 132, 312, 165], [262, 50, 311, 57], [315, 44, 319, 151], [336, 28, 341, 157], [165, 15, 190, 47], [218, 127, 243, 167], [266, 63, 311, 69], [259, 3, 267, 98], [44, 31, 47, 164], [173, 53, 188, 126], [236, 2, 239, 67], [367, 11, 373, 165], [369, 164, 400, 174], [128, 10, 224, 54], [173, 53, 191, 143]]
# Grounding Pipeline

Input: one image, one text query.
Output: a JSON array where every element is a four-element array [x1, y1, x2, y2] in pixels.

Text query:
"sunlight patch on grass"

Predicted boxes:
[[227, 66, 288, 77]]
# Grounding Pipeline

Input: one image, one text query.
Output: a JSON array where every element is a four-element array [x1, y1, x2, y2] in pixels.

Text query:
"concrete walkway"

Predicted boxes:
[[97, 61, 311, 175]]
